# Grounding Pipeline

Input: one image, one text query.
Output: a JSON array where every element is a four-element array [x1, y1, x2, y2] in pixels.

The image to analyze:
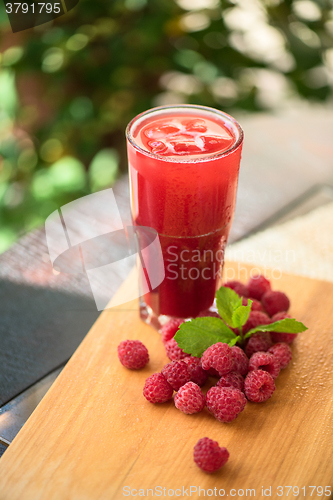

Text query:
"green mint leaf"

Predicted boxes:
[[244, 318, 308, 339], [229, 336, 242, 347], [215, 286, 242, 327], [174, 317, 237, 358], [231, 300, 253, 329]]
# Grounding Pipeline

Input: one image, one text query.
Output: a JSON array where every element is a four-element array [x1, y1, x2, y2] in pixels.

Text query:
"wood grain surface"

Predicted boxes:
[[0, 262, 332, 499]]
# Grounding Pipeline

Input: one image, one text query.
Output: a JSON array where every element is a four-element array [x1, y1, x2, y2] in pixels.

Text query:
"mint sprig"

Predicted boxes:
[[216, 286, 242, 326], [174, 285, 308, 357], [216, 286, 252, 330], [244, 318, 307, 339], [175, 317, 240, 358]]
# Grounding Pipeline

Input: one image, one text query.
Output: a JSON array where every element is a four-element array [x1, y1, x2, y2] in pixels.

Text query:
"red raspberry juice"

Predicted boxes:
[[126, 105, 243, 321]]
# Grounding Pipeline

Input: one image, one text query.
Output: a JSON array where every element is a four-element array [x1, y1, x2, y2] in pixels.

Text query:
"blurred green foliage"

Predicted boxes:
[[0, 0, 332, 252]]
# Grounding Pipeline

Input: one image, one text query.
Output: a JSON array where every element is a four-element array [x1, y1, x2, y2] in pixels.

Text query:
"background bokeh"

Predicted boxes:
[[0, 0, 332, 253]]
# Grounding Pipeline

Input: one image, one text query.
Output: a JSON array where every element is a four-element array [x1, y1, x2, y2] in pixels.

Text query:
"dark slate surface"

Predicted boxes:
[[0, 177, 132, 406], [0, 443, 7, 458], [0, 278, 99, 406]]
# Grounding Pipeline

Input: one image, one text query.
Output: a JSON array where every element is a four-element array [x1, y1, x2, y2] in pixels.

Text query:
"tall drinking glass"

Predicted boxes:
[[126, 105, 243, 326]]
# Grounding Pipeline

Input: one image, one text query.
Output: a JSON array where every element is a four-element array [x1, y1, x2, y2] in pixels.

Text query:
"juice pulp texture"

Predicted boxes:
[[127, 111, 242, 318]]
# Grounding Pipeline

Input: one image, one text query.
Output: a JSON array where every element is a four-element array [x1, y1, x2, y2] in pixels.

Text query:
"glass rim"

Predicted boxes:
[[126, 104, 244, 163]]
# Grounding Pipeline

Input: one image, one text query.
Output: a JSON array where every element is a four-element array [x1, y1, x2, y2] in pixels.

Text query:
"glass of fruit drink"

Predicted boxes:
[[126, 105, 243, 325]]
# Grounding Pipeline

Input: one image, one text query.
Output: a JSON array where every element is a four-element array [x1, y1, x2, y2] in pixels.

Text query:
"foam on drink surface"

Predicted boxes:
[[136, 115, 235, 158]]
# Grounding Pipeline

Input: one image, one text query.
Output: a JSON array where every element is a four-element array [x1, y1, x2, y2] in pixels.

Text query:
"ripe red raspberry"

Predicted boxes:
[[248, 274, 271, 300], [162, 360, 191, 391], [273, 312, 291, 321], [174, 382, 205, 414], [243, 311, 271, 334], [242, 297, 264, 312], [183, 356, 208, 386], [245, 332, 273, 357], [206, 367, 221, 377], [217, 371, 244, 392], [231, 346, 249, 376], [197, 309, 220, 318], [160, 318, 184, 344], [270, 312, 297, 344], [164, 337, 187, 361], [248, 351, 280, 379], [268, 342, 292, 369], [244, 370, 275, 403], [224, 280, 249, 298], [193, 437, 229, 473], [206, 386, 246, 422], [117, 340, 149, 370], [262, 290, 290, 317], [201, 343, 233, 376], [143, 373, 173, 403]]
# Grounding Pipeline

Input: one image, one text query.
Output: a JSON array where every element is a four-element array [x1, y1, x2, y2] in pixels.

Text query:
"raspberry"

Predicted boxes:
[[270, 312, 297, 344], [273, 312, 291, 321], [143, 373, 173, 403], [243, 311, 271, 334], [224, 280, 249, 298], [193, 437, 229, 473], [217, 371, 244, 392], [262, 290, 290, 317], [206, 386, 246, 422], [174, 382, 205, 414], [268, 343, 292, 369], [206, 367, 221, 377], [183, 356, 208, 386], [197, 309, 220, 318], [117, 340, 149, 370], [248, 351, 280, 379], [162, 360, 191, 391], [245, 332, 273, 357], [248, 275, 271, 300], [164, 337, 187, 361], [273, 311, 291, 321], [231, 346, 249, 376], [201, 343, 233, 377], [244, 370, 275, 403], [242, 297, 264, 312], [160, 318, 184, 344]]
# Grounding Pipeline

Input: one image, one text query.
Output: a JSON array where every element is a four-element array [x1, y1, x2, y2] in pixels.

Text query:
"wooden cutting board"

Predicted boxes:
[[0, 263, 333, 500]]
